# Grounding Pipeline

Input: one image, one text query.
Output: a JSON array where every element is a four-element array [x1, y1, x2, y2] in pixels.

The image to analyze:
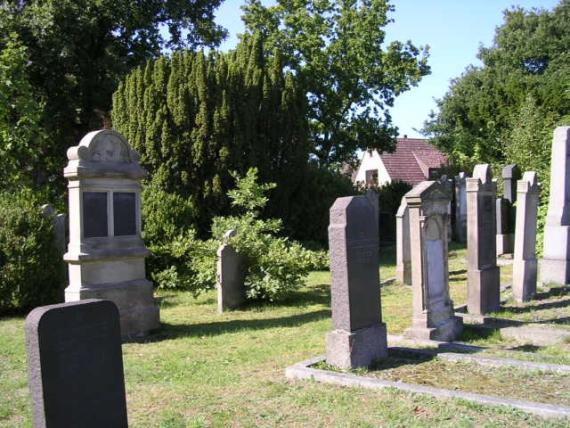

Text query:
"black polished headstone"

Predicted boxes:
[[25, 300, 128, 428], [83, 192, 108, 238], [113, 192, 136, 236]]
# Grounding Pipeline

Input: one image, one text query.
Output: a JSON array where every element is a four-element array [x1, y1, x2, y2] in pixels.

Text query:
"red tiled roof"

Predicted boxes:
[[380, 138, 448, 185]]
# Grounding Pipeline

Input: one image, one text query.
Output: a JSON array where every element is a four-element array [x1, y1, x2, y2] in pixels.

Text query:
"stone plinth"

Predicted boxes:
[[25, 300, 128, 428], [403, 181, 462, 342], [326, 196, 387, 369], [454, 172, 467, 243], [513, 172, 541, 302], [541, 127, 570, 285], [63, 130, 159, 339], [395, 197, 411, 285], [217, 230, 246, 312], [467, 164, 500, 315]]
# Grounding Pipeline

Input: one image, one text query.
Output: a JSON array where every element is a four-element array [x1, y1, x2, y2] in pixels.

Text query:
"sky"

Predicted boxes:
[[213, 0, 560, 138]]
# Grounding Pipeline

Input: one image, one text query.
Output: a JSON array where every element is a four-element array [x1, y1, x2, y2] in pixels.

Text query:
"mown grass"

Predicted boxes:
[[1, 244, 569, 427]]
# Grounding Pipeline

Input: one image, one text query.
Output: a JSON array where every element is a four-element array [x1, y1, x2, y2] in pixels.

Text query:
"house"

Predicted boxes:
[[354, 137, 448, 187]]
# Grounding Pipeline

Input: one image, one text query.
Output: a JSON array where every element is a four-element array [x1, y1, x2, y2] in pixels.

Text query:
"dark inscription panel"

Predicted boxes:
[[83, 192, 108, 238], [113, 192, 136, 236], [25, 300, 128, 428]]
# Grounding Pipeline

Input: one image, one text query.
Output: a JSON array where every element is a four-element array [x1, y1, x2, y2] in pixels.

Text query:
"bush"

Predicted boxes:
[[0, 189, 64, 312]]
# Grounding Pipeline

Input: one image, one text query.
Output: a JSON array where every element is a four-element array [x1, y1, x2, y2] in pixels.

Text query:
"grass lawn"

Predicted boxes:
[[1, 245, 570, 427]]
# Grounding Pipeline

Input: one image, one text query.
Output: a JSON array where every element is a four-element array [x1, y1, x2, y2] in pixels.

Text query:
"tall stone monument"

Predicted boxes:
[[467, 164, 500, 314], [541, 127, 570, 285], [496, 164, 520, 256], [25, 300, 128, 428], [326, 196, 387, 369], [395, 197, 411, 285], [403, 181, 462, 341], [63, 129, 160, 339], [217, 230, 246, 313], [454, 172, 467, 243], [513, 172, 541, 302]]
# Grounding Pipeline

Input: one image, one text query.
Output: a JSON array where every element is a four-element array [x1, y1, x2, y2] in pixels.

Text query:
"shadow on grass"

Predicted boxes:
[[141, 309, 331, 343], [459, 325, 503, 343], [449, 269, 467, 276], [534, 286, 570, 300], [509, 344, 542, 353], [501, 297, 570, 314]]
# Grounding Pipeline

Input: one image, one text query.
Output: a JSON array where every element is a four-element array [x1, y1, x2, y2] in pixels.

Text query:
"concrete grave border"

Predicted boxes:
[[285, 354, 570, 419]]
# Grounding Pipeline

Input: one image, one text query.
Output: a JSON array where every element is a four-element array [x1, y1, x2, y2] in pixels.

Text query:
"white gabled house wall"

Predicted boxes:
[[354, 150, 392, 187]]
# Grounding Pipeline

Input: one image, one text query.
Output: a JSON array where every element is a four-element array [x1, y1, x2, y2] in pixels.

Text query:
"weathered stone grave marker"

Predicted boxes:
[[496, 164, 520, 256], [63, 129, 159, 339], [454, 172, 467, 243], [396, 196, 411, 285], [541, 127, 570, 285], [326, 196, 387, 369], [467, 164, 500, 314], [25, 299, 128, 428], [217, 229, 246, 313], [513, 172, 541, 302], [403, 180, 462, 341]]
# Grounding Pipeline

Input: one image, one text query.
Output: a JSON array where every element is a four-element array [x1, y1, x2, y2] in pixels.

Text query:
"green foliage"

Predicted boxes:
[[113, 35, 309, 237], [242, 0, 430, 165], [0, 0, 226, 189], [148, 168, 321, 301], [0, 189, 64, 312], [0, 33, 46, 189]]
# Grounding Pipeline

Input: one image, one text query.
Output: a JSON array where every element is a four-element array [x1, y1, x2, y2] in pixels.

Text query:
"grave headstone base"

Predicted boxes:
[[496, 234, 514, 256], [65, 279, 159, 339], [326, 323, 387, 369], [540, 258, 570, 286], [467, 267, 501, 314], [404, 316, 462, 342], [513, 259, 537, 302]]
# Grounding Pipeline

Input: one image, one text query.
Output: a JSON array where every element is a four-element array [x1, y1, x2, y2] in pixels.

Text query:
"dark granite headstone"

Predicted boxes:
[[25, 300, 128, 428], [83, 192, 108, 238], [113, 192, 136, 236], [326, 196, 387, 369], [502, 164, 521, 205]]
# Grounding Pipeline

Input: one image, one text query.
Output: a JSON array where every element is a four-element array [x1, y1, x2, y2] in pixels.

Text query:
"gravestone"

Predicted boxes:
[[496, 164, 520, 256], [541, 127, 570, 285], [41, 204, 67, 301], [467, 164, 500, 314], [25, 300, 128, 428], [441, 176, 454, 243], [217, 230, 246, 313], [454, 172, 467, 243], [513, 172, 541, 302], [395, 197, 411, 285], [63, 129, 160, 339], [403, 181, 462, 341], [326, 196, 387, 369]]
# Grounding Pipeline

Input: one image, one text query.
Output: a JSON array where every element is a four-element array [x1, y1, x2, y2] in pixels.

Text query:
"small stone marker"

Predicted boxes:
[[326, 196, 387, 369], [454, 172, 467, 243], [496, 164, 520, 256], [467, 164, 501, 314], [63, 130, 160, 339], [217, 230, 246, 313], [25, 299, 128, 428], [395, 197, 411, 285], [403, 181, 462, 341], [541, 127, 570, 285], [513, 172, 541, 302]]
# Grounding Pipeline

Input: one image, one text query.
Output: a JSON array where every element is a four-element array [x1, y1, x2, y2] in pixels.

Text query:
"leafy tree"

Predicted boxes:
[[241, 0, 430, 166], [424, 0, 570, 171], [0, 0, 227, 187]]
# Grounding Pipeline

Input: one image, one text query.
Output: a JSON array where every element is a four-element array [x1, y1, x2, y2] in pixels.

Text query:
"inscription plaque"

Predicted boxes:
[[113, 192, 136, 236], [25, 300, 128, 428], [83, 192, 108, 238]]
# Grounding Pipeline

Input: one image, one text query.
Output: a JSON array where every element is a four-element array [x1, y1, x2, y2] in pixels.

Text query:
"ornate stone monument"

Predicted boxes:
[[403, 181, 462, 341], [395, 197, 411, 285], [63, 130, 160, 338], [217, 230, 246, 313], [496, 164, 520, 256], [513, 172, 540, 302], [541, 127, 570, 285], [467, 164, 500, 315], [454, 172, 467, 243], [326, 196, 387, 369]]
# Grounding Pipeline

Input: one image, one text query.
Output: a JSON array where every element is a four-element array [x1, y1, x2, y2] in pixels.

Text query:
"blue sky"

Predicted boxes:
[[213, 0, 560, 138]]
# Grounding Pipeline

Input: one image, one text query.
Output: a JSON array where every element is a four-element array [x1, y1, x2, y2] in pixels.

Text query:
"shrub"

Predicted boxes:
[[0, 189, 64, 312]]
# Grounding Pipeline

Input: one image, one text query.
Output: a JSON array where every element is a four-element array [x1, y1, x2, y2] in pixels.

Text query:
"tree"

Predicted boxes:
[[241, 0, 430, 166], [0, 0, 227, 187], [424, 0, 570, 171]]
